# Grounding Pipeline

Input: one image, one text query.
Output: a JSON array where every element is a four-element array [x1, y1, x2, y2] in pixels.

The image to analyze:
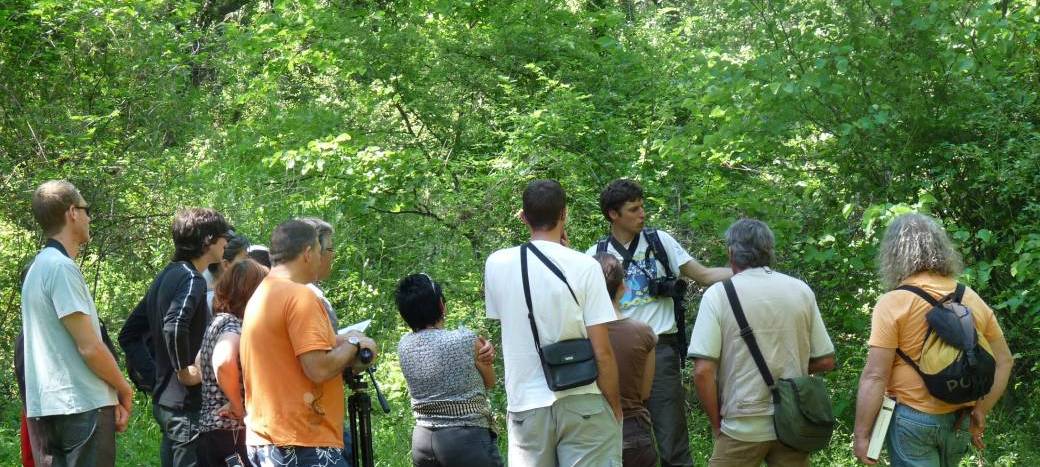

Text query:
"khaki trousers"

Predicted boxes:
[[506, 394, 622, 467], [709, 432, 809, 467]]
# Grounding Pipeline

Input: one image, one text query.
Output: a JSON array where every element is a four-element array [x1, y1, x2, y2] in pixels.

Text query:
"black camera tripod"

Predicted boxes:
[[347, 349, 390, 467]]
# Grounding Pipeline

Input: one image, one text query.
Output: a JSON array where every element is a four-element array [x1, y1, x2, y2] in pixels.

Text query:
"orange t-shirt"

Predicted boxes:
[[241, 276, 344, 447], [868, 272, 1005, 414]]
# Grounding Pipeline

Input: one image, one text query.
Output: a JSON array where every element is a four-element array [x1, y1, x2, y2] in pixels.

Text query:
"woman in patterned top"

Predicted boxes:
[[395, 273, 503, 467], [195, 259, 268, 466]]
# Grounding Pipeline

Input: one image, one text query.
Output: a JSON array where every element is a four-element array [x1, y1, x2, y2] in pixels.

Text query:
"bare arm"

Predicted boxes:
[[640, 347, 656, 402], [679, 259, 732, 286], [808, 354, 837, 374], [853, 346, 895, 464], [693, 358, 722, 437], [968, 331, 1013, 449], [212, 333, 244, 418], [62, 313, 133, 432], [474, 337, 495, 389], [298, 333, 377, 383], [588, 323, 622, 422]]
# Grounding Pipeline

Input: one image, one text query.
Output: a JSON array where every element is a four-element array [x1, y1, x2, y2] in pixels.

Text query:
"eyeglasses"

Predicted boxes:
[[73, 205, 91, 217]]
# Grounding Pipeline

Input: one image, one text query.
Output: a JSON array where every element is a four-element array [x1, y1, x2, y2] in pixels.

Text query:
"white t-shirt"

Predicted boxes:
[[687, 267, 834, 442], [585, 230, 693, 335], [485, 240, 617, 412], [21, 246, 118, 417]]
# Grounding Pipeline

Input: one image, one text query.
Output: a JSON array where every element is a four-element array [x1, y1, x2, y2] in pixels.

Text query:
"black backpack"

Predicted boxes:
[[895, 283, 996, 404]]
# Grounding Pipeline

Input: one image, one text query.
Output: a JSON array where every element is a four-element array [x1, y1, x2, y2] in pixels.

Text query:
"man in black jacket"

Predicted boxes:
[[119, 208, 231, 467]]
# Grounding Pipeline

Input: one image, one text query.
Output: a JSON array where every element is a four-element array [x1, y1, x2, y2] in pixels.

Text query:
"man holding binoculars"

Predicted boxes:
[[587, 179, 731, 467]]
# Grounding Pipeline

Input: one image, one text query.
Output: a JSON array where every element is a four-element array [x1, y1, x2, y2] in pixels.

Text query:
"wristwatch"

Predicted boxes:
[[347, 335, 362, 350]]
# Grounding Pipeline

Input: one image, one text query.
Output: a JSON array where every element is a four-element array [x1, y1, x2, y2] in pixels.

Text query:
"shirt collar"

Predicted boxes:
[[735, 266, 772, 276], [45, 238, 70, 258]]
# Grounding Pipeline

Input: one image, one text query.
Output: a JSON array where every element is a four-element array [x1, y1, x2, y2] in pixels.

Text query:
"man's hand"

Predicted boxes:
[[853, 434, 877, 465], [176, 365, 202, 386], [115, 382, 133, 433], [346, 332, 379, 370], [476, 336, 495, 365], [610, 399, 623, 423], [969, 407, 986, 450]]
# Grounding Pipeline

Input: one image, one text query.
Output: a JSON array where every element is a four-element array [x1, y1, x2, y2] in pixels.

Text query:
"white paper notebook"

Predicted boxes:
[[338, 319, 371, 335], [868, 396, 897, 461]]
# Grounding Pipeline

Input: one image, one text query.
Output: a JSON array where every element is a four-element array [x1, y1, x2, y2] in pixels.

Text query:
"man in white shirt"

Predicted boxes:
[[22, 180, 134, 466], [688, 219, 836, 466], [485, 179, 622, 466], [586, 179, 731, 467]]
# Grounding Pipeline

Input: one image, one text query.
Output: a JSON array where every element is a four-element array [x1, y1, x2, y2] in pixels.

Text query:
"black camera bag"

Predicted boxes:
[[521, 243, 599, 391]]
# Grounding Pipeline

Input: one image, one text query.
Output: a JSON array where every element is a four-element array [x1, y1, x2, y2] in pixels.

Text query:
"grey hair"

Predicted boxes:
[[878, 213, 962, 290], [725, 219, 775, 269], [298, 217, 335, 249]]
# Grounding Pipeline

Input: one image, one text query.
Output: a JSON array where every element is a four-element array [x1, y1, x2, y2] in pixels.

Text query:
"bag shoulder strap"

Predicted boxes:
[[643, 228, 674, 277], [722, 279, 774, 388], [596, 237, 609, 254], [895, 285, 942, 307], [521, 244, 547, 355], [953, 283, 966, 303], [525, 243, 579, 305], [891, 283, 970, 376], [521, 242, 582, 354]]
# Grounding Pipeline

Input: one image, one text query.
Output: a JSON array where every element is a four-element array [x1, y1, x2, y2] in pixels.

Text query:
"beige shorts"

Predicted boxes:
[[506, 394, 622, 467], [709, 432, 809, 467]]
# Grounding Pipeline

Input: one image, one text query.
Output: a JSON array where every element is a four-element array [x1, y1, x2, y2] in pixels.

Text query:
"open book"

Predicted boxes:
[[868, 396, 897, 461]]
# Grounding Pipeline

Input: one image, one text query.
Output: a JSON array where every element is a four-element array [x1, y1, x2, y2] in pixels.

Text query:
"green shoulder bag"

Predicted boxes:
[[722, 279, 835, 452]]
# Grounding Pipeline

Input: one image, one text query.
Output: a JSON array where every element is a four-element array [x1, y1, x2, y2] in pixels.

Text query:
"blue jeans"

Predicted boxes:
[[248, 445, 349, 467], [886, 404, 972, 467]]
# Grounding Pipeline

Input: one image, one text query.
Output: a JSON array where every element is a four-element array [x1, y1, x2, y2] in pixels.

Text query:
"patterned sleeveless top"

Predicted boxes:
[[397, 328, 492, 429], [199, 313, 244, 432]]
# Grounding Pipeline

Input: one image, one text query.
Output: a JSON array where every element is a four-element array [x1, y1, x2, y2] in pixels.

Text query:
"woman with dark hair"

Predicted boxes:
[[395, 273, 503, 467], [205, 234, 251, 311], [195, 259, 268, 466], [246, 244, 271, 269]]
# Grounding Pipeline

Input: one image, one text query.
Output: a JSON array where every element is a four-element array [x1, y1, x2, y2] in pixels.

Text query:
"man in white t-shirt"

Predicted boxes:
[[688, 219, 835, 466], [22, 180, 134, 466], [586, 179, 731, 467], [485, 179, 622, 466]]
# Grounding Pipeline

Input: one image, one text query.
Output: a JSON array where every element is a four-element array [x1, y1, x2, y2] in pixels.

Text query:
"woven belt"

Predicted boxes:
[[412, 396, 494, 429]]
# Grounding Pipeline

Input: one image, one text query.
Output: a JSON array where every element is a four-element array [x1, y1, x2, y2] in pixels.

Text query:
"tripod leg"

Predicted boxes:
[[349, 394, 361, 467], [359, 393, 373, 467]]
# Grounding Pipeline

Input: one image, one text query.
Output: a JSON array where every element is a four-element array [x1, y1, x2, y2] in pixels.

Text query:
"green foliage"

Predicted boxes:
[[2, 0, 1038, 464]]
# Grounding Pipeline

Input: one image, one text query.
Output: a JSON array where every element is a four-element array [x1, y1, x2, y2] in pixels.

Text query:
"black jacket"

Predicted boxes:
[[119, 261, 208, 410]]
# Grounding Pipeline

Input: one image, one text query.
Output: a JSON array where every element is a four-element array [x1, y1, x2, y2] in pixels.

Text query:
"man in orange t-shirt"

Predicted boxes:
[[241, 219, 378, 467], [853, 213, 1013, 467]]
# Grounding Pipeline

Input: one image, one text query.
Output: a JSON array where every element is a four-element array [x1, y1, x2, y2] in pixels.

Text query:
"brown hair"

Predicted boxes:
[[212, 259, 268, 319], [31, 180, 83, 236], [593, 252, 625, 301]]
